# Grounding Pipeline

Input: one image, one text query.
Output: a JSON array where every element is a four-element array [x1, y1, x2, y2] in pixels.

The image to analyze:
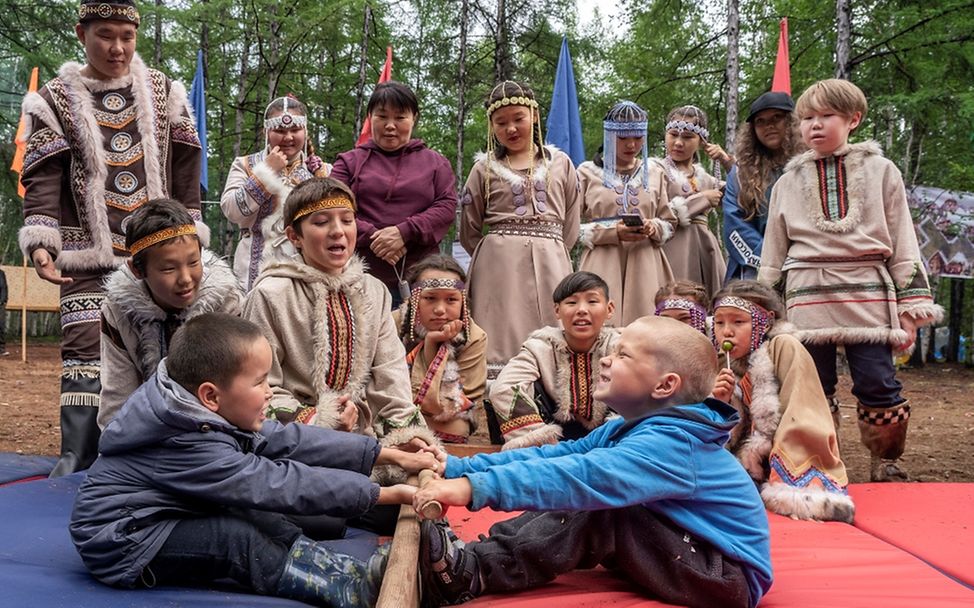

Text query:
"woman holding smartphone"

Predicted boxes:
[[577, 101, 677, 324]]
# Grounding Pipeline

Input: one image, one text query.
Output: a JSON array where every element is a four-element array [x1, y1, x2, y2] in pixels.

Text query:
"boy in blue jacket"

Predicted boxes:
[[70, 313, 438, 607], [414, 315, 773, 608]]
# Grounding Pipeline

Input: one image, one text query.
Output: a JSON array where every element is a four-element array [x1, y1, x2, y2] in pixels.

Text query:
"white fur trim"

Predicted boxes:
[[194, 221, 211, 248], [761, 481, 855, 523], [21, 92, 63, 137], [127, 55, 165, 200], [578, 221, 601, 249], [651, 217, 674, 242], [474, 146, 555, 188], [898, 301, 944, 325], [668, 196, 692, 227], [166, 79, 193, 123], [18, 224, 61, 259], [735, 344, 781, 481], [502, 422, 562, 450], [251, 159, 293, 201], [381, 425, 440, 448], [795, 326, 905, 346]]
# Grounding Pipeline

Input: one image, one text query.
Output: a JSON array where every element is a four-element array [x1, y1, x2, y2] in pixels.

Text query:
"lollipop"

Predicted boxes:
[[721, 340, 733, 368]]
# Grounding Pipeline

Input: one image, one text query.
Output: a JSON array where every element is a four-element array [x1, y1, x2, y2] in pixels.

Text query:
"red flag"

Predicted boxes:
[[10, 67, 39, 198], [771, 18, 791, 95], [357, 46, 394, 146]]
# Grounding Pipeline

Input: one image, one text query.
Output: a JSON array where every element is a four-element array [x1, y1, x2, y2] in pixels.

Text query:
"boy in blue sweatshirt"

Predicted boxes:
[[414, 315, 773, 608]]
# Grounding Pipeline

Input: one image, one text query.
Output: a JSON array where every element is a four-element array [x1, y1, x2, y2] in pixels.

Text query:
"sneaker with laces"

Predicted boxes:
[[420, 519, 482, 606]]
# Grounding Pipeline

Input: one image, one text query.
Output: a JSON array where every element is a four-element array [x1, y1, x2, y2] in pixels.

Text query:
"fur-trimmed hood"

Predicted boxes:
[[102, 250, 243, 378]]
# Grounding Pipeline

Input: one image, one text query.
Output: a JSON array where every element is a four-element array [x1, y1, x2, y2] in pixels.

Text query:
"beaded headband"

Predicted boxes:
[[665, 119, 709, 141], [654, 298, 708, 335], [486, 95, 539, 118], [264, 96, 307, 130], [713, 296, 775, 353], [79, 2, 140, 25], [412, 278, 465, 292], [604, 120, 648, 138], [129, 224, 197, 256], [292, 195, 355, 222]]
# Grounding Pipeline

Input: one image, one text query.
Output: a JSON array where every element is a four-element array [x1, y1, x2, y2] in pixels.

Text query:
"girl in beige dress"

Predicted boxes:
[[654, 105, 728, 296], [578, 101, 676, 325], [460, 81, 579, 378]]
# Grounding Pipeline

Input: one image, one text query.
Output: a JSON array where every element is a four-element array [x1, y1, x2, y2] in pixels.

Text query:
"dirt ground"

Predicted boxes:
[[1, 343, 972, 484]]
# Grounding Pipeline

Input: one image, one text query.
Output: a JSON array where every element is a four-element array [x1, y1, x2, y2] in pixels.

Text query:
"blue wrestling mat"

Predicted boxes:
[[0, 474, 312, 607], [0, 453, 58, 485]]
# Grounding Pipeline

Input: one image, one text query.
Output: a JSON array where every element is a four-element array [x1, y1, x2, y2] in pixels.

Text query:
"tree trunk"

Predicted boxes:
[[455, 0, 469, 190], [154, 0, 163, 67], [354, 4, 373, 146], [835, 0, 852, 79], [494, 0, 511, 82], [724, 0, 740, 157], [233, 31, 252, 158], [267, 5, 281, 101]]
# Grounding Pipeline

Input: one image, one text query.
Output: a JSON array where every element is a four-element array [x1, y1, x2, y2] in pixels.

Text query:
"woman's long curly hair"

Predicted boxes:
[[733, 113, 804, 220]]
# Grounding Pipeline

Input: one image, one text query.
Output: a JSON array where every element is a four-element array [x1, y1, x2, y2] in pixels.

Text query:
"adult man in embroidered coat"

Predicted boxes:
[[18, 0, 204, 476]]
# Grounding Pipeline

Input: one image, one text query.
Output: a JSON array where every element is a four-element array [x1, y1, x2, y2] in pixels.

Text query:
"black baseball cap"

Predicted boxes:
[[746, 92, 795, 122]]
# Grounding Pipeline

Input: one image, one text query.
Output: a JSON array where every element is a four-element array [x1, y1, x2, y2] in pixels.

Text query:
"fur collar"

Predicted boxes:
[[255, 254, 367, 290], [102, 250, 242, 378], [473, 145, 559, 187], [732, 340, 781, 481], [578, 159, 649, 187]]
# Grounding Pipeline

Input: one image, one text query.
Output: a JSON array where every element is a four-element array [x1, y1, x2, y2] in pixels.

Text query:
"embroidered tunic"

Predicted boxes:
[[460, 147, 580, 376], [577, 161, 676, 324], [220, 151, 330, 290], [654, 158, 726, 296], [242, 255, 435, 446], [727, 330, 854, 522], [758, 142, 941, 345], [488, 326, 618, 449]]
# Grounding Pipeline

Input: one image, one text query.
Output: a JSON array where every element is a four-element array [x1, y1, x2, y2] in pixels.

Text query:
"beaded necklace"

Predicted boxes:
[[662, 156, 699, 194], [505, 156, 550, 216]]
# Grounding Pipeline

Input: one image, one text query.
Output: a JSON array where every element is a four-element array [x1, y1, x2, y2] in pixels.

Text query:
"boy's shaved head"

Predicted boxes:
[[631, 316, 718, 403]]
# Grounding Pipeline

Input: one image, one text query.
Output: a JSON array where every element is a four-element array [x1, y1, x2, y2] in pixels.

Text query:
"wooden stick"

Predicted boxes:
[[375, 475, 422, 608], [417, 469, 443, 520]]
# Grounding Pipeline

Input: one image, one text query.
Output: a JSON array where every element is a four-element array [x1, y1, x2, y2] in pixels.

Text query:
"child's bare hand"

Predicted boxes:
[[897, 313, 918, 352], [712, 368, 736, 403], [398, 449, 440, 474], [704, 143, 732, 169], [427, 319, 463, 345], [702, 189, 723, 207], [616, 222, 646, 242], [419, 444, 448, 475], [334, 396, 359, 431], [266, 146, 288, 172], [413, 478, 472, 519], [377, 483, 417, 505], [642, 219, 658, 239]]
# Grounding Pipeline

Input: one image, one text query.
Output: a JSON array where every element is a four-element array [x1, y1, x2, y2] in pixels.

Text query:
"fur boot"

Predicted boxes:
[[857, 402, 910, 482]]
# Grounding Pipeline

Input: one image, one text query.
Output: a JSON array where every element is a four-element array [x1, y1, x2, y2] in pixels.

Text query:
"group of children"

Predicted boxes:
[[22, 4, 941, 607]]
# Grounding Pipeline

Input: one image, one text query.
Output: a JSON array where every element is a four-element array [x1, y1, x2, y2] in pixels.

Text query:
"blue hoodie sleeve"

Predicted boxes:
[[463, 424, 697, 512], [722, 166, 765, 274], [257, 419, 380, 475]]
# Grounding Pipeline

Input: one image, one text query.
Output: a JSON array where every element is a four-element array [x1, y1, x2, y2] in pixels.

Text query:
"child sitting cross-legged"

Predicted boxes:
[[414, 316, 773, 608], [71, 313, 440, 606], [488, 271, 619, 448], [99, 199, 243, 430]]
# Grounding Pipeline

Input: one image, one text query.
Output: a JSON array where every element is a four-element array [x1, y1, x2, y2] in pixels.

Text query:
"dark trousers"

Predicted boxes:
[[804, 342, 904, 407], [470, 507, 751, 608], [145, 509, 379, 594]]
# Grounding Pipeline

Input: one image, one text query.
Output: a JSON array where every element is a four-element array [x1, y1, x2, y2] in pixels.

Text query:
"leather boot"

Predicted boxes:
[[276, 535, 389, 607], [50, 406, 101, 478], [857, 402, 910, 482]]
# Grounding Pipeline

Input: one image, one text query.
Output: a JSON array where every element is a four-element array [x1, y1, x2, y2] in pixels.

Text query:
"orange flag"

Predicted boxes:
[[356, 47, 393, 146], [771, 18, 791, 95], [10, 67, 39, 198]]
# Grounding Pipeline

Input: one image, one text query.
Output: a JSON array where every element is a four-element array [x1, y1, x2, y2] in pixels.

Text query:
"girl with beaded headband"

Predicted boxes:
[[220, 94, 332, 291], [99, 199, 243, 430], [710, 280, 854, 523], [393, 254, 487, 444], [577, 101, 677, 324], [653, 105, 727, 297], [653, 279, 710, 336], [459, 81, 580, 379]]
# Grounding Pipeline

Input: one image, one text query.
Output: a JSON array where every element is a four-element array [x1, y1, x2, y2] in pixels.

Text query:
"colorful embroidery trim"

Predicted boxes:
[[816, 155, 849, 221], [293, 195, 355, 221], [324, 291, 354, 390], [568, 352, 594, 422], [129, 224, 197, 256]]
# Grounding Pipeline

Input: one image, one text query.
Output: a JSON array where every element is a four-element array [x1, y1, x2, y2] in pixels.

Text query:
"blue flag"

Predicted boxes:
[[189, 50, 208, 193], [545, 37, 585, 166]]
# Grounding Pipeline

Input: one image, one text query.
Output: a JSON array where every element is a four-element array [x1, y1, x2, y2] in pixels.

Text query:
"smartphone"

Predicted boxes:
[[620, 213, 643, 227]]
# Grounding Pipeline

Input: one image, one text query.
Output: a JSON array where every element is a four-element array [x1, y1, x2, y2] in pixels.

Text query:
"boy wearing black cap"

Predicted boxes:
[[18, 1, 204, 476], [722, 91, 804, 282]]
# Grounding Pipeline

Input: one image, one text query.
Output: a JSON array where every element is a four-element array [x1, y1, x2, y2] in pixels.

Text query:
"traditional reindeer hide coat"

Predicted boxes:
[[727, 325, 855, 523], [759, 142, 942, 345], [488, 326, 619, 450], [242, 255, 435, 448], [98, 251, 243, 429]]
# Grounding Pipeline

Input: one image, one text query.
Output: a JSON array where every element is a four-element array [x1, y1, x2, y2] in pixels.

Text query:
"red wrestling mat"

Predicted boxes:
[[447, 507, 974, 607], [849, 483, 974, 589]]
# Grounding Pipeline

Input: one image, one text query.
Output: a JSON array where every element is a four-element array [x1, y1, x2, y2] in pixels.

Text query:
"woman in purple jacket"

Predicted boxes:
[[331, 82, 458, 306]]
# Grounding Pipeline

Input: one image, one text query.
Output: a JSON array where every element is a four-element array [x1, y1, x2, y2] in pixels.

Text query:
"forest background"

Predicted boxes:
[[0, 0, 971, 262]]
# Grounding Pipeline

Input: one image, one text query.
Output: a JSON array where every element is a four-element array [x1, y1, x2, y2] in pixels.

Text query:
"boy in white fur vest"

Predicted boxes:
[[758, 79, 942, 481], [18, 0, 204, 476], [99, 199, 243, 430]]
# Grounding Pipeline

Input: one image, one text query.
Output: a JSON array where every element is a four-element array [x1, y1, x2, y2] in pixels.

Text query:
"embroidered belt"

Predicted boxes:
[[690, 217, 709, 226], [782, 253, 885, 271], [490, 219, 563, 241]]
